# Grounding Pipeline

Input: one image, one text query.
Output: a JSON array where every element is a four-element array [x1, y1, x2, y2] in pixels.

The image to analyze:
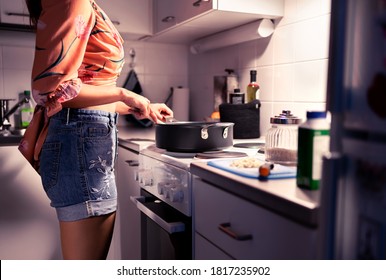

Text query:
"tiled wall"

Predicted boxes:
[[188, 0, 331, 136], [1, 0, 331, 134], [0, 30, 189, 126]]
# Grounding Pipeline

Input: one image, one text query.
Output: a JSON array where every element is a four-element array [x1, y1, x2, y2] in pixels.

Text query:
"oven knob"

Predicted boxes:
[[157, 182, 166, 195], [142, 177, 153, 187], [170, 187, 184, 203]]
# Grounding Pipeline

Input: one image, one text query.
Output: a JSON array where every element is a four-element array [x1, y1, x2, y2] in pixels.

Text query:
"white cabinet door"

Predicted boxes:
[[108, 145, 141, 260], [193, 178, 318, 260], [97, 0, 152, 40], [0, 146, 61, 259], [0, 0, 29, 25]]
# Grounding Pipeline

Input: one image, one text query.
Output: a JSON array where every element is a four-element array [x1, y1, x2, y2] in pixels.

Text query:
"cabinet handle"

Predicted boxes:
[[125, 160, 139, 167], [218, 222, 253, 241], [192, 0, 210, 7], [161, 16, 175, 23], [111, 20, 120, 26], [6, 12, 29, 17]]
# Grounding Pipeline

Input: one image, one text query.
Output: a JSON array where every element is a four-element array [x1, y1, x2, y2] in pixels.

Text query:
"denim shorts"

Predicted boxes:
[[40, 108, 118, 222]]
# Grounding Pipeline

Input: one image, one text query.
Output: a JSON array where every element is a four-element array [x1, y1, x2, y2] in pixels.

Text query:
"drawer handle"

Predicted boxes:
[[125, 160, 139, 166], [218, 222, 253, 241]]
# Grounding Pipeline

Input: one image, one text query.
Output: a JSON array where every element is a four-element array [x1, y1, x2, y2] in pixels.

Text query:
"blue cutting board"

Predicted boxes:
[[207, 159, 296, 180]]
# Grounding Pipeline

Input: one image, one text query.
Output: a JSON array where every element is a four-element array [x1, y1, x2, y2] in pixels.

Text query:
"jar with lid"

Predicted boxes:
[[265, 110, 301, 166]]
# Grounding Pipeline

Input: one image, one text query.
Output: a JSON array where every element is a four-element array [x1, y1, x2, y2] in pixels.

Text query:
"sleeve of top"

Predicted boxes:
[[31, 0, 95, 117]]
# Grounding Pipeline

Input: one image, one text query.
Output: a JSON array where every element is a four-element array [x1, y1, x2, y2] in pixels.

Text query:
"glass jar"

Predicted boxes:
[[265, 110, 301, 166]]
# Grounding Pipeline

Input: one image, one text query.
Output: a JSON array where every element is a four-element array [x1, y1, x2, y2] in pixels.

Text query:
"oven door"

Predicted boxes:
[[131, 189, 192, 260]]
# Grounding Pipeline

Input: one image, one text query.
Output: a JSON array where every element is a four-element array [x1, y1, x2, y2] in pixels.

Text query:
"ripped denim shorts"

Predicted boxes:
[[40, 108, 118, 222]]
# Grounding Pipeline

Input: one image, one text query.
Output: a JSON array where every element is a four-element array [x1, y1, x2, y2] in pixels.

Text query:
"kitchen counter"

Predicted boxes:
[[117, 119, 156, 152], [190, 161, 320, 227], [0, 135, 23, 146], [117, 119, 320, 228]]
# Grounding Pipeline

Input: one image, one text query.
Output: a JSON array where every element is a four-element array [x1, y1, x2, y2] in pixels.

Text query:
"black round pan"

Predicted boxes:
[[155, 121, 234, 152]]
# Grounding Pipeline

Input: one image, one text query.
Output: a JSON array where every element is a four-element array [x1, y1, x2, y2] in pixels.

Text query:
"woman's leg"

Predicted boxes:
[[59, 212, 116, 260]]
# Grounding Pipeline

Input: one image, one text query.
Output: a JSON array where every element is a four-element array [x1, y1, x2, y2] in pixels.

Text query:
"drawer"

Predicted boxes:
[[193, 178, 317, 259]]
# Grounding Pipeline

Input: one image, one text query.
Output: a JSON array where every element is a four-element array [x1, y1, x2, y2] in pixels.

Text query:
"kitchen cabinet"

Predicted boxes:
[[108, 144, 141, 259], [97, 0, 152, 40], [0, 0, 29, 25], [150, 0, 284, 44], [0, 146, 61, 259], [193, 177, 318, 260]]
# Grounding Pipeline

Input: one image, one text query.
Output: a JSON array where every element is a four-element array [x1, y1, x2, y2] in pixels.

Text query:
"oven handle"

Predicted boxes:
[[130, 196, 186, 234]]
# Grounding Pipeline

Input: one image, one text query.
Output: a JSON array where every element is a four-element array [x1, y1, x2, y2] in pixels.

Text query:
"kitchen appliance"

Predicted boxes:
[[131, 141, 261, 260], [319, 0, 386, 259], [131, 145, 194, 259], [155, 121, 234, 152]]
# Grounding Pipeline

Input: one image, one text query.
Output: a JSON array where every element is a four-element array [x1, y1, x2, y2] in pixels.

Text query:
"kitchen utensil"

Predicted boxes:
[[265, 110, 301, 166], [207, 158, 296, 180], [155, 121, 234, 152]]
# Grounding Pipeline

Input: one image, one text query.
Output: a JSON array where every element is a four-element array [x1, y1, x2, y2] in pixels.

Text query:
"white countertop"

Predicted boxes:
[[117, 119, 320, 227]]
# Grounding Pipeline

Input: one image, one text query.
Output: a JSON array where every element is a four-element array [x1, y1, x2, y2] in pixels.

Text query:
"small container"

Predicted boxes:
[[265, 110, 301, 166], [229, 88, 245, 104], [296, 111, 330, 190]]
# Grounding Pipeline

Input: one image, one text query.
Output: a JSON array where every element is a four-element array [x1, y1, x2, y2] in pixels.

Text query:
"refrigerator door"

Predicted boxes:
[[328, 0, 386, 134], [335, 139, 386, 259], [324, 0, 386, 260]]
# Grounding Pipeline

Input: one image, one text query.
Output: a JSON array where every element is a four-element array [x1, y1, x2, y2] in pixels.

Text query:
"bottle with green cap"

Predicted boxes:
[[20, 90, 34, 128]]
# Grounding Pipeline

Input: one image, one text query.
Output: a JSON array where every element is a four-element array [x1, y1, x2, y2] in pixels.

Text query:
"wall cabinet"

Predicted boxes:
[[108, 144, 141, 260], [0, 0, 152, 40], [97, 0, 152, 40], [0, 0, 29, 25], [151, 0, 284, 44], [193, 177, 318, 260]]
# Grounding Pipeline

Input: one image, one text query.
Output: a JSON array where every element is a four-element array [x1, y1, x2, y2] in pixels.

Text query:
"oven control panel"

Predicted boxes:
[[137, 154, 191, 216]]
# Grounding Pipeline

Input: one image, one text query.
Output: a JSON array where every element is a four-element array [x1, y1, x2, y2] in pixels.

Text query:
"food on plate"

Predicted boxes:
[[230, 157, 262, 168]]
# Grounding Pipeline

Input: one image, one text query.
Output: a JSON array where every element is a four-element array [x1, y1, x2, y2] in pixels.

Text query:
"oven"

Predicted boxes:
[[130, 145, 194, 260]]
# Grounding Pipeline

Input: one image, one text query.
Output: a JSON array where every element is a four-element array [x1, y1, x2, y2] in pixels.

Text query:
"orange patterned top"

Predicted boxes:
[[31, 0, 124, 117]]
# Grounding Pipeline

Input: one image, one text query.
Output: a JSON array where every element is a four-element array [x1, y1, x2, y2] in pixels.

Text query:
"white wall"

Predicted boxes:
[[0, 30, 189, 126], [188, 0, 331, 136]]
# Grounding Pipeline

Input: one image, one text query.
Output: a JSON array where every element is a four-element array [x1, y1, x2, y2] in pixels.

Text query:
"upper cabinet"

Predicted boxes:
[[0, 0, 153, 40], [0, 0, 30, 26], [97, 0, 152, 40], [149, 0, 284, 44]]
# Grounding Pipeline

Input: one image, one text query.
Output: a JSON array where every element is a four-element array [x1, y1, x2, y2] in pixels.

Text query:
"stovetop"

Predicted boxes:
[[140, 139, 265, 171]]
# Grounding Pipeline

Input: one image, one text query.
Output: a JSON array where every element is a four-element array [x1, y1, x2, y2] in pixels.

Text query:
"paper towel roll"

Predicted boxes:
[[172, 87, 189, 121]]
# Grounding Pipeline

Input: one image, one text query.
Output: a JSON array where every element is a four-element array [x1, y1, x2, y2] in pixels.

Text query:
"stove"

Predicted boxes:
[[137, 140, 264, 216]]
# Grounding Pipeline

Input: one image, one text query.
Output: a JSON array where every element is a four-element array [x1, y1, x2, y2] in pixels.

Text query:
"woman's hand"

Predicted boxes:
[[149, 103, 173, 123], [119, 89, 173, 123]]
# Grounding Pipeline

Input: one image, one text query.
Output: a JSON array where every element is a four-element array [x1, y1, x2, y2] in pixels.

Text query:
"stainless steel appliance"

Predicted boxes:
[[131, 143, 261, 260], [320, 0, 386, 259], [131, 145, 195, 259]]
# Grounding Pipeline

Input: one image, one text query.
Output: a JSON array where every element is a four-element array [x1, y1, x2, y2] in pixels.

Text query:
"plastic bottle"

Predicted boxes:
[[20, 90, 34, 128], [296, 111, 330, 190], [246, 70, 260, 103]]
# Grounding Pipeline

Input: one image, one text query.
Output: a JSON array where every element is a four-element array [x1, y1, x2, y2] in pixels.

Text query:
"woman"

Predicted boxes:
[[24, 0, 173, 259]]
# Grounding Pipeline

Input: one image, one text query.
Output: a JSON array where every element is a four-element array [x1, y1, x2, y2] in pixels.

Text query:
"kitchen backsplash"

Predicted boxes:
[[1, 0, 331, 137], [0, 30, 189, 127], [188, 0, 331, 136]]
